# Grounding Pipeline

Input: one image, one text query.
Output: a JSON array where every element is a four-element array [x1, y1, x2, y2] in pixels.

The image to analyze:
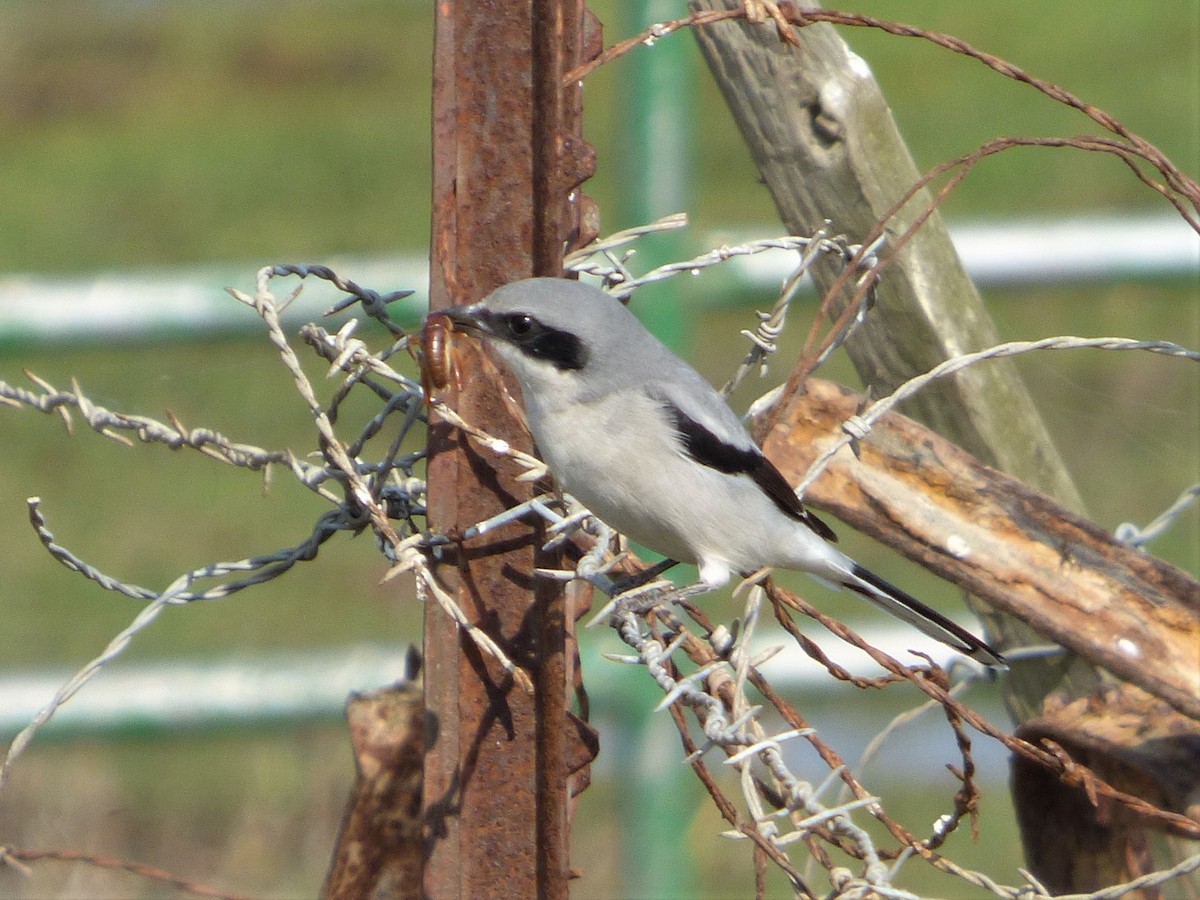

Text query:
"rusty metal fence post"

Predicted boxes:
[[424, 3, 597, 897]]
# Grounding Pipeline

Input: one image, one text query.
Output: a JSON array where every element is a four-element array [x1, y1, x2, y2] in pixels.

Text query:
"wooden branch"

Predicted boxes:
[[758, 378, 1200, 721]]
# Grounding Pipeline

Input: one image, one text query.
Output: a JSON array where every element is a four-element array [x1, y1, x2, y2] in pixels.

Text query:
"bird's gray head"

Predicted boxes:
[[443, 278, 655, 400]]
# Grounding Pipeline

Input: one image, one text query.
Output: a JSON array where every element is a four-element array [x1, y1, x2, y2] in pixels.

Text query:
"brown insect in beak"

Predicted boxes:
[[414, 311, 463, 402]]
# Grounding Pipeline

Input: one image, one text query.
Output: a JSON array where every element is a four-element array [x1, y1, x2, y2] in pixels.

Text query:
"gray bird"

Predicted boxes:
[[444, 277, 1005, 668]]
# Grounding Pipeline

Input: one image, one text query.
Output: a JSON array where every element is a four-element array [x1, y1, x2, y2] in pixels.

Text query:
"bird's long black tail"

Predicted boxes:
[[841, 563, 1007, 669]]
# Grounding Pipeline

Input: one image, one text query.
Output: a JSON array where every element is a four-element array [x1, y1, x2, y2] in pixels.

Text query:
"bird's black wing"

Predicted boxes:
[[660, 398, 838, 543]]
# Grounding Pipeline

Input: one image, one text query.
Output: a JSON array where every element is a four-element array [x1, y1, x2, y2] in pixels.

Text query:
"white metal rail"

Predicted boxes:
[[0, 215, 1195, 344]]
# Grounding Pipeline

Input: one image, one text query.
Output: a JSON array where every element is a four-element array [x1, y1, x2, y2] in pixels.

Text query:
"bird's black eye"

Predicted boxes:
[[506, 314, 535, 336], [490, 310, 587, 371]]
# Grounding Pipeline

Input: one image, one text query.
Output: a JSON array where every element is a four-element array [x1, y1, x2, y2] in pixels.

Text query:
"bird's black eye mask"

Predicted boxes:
[[480, 310, 588, 371]]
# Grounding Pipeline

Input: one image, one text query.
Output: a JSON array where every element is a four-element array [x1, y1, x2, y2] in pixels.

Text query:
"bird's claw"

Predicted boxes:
[[584, 577, 689, 628]]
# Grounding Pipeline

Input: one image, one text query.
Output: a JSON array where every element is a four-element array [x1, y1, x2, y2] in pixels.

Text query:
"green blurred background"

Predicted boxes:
[[0, 1, 1197, 897]]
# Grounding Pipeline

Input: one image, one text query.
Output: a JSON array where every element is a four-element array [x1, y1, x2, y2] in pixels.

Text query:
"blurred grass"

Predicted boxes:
[[0, 0, 433, 271], [1, 2, 1196, 271], [0, 1, 1197, 897]]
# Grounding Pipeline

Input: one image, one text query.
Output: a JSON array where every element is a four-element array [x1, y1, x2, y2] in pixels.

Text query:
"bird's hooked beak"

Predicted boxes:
[[440, 304, 491, 338], [418, 304, 503, 394]]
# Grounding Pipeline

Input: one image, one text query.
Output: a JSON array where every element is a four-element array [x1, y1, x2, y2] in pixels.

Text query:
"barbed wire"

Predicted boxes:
[[0, 264, 548, 803], [0, 372, 329, 488], [2, 236, 1196, 896], [0, 548, 250, 792], [1115, 482, 1200, 549], [566, 215, 885, 409], [0, 845, 252, 899], [563, 7, 1199, 230]]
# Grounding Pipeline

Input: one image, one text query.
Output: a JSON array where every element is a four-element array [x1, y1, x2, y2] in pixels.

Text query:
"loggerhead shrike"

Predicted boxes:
[[443, 277, 1005, 668]]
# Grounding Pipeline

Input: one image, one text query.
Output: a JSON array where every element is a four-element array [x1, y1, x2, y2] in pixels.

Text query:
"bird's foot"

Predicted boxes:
[[586, 577, 714, 627], [608, 557, 679, 594]]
